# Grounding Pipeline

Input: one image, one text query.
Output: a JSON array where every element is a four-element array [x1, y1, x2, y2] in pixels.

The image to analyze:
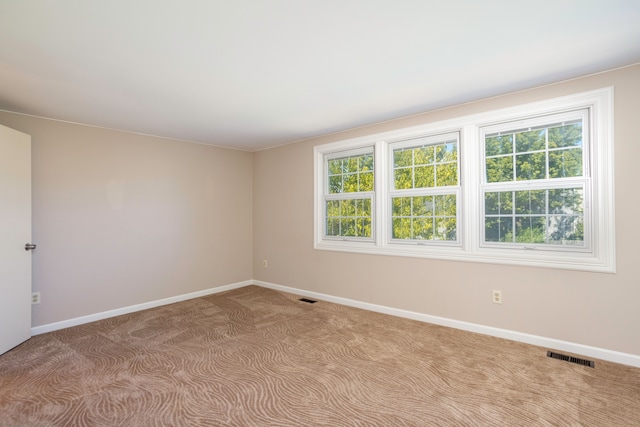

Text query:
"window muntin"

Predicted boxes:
[[390, 133, 460, 243], [481, 111, 589, 249], [324, 148, 374, 240]]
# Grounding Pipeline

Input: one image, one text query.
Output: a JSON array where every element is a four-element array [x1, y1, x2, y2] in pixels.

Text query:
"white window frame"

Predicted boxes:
[[388, 132, 461, 246], [479, 109, 591, 252], [323, 147, 376, 242], [313, 87, 615, 272]]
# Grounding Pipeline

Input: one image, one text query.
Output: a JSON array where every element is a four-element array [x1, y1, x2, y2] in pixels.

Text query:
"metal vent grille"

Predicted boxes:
[[298, 298, 317, 304], [547, 351, 595, 368]]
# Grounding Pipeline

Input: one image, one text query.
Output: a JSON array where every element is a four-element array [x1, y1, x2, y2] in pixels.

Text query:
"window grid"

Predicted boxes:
[[485, 120, 583, 184], [484, 187, 585, 246], [325, 198, 372, 238], [482, 112, 588, 249], [391, 195, 457, 241], [327, 154, 374, 194], [390, 134, 460, 244], [324, 150, 375, 240]]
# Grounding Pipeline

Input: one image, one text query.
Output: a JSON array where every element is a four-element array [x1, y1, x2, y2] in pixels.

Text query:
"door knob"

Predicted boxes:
[[25, 243, 36, 251]]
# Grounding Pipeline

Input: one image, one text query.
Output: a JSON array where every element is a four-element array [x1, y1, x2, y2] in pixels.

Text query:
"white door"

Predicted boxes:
[[0, 124, 32, 355]]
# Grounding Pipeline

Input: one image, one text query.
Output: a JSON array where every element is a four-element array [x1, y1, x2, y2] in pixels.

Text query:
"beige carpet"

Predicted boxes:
[[1, 285, 639, 426]]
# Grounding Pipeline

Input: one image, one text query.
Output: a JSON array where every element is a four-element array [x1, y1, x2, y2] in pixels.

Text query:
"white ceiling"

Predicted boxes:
[[1, 1, 639, 151]]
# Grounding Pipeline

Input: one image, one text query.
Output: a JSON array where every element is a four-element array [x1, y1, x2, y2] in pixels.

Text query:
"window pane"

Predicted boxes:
[[486, 156, 513, 183], [549, 148, 582, 178], [329, 175, 342, 193], [392, 196, 411, 216], [412, 196, 432, 216], [344, 174, 359, 192], [414, 146, 433, 165], [359, 171, 374, 191], [549, 188, 583, 214], [361, 154, 374, 171], [414, 165, 434, 188], [514, 190, 545, 214], [485, 192, 499, 215], [485, 217, 513, 242], [341, 219, 356, 236], [392, 218, 412, 239], [447, 142, 458, 160], [326, 218, 340, 236], [394, 150, 412, 168], [549, 215, 584, 244], [328, 159, 342, 175], [412, 218, 432, 240], [434, 194, 456, 217], [346, 157, 359, 173], [435, 142, 457, 162], [436, 162, 457, 186], [340, 199, 354, 216], [548, 122, 582, 148], [357, 217, 372, 238], [326, 200, 340, 217], [355, 198, 371, 216], [515, 152, 546, 181], [394, 168, 412, 190], [485, 134, 513, 156], [485, 191, 513, 215], [515, 129, 545, 153], [515, 216, 546, 243], [435, 217, 456, 241]]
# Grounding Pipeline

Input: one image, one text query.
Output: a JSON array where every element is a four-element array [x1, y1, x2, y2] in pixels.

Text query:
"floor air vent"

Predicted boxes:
[[547, 351, 595, 368], [298, 298, 317, 304]]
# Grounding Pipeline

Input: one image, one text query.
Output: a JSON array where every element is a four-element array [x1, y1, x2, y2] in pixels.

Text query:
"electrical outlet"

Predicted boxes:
[[492, 290, 502, 304], [262, 259, 268, 268], [32, 292, 41, 305]]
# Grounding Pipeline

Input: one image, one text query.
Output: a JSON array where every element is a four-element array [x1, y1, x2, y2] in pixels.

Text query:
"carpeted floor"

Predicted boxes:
[[1, 285, 639, 426]]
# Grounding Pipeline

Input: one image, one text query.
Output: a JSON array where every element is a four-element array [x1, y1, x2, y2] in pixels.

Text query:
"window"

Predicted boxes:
[[481, 111, 589, 250], [324, 148, 374, 240], [314, 88, 614, 272], [390, 133, 460, 243]]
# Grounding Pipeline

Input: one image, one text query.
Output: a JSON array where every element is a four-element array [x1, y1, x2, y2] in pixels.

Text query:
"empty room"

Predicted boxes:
[[1, 1, 640, 425]]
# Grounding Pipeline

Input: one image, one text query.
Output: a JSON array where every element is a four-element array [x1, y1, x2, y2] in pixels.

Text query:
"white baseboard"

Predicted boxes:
[[254, 280, 640, 369], [31, 279, 640, 368], [31, 280, 251, 336]]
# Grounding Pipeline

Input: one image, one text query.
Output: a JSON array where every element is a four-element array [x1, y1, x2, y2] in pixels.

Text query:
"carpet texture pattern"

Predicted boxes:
[[1, 285, 639, 426]]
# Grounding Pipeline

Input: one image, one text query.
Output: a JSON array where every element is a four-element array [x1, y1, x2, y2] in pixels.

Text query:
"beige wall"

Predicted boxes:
[[253, 64, 640, 357], [0, 112, 253, 327]]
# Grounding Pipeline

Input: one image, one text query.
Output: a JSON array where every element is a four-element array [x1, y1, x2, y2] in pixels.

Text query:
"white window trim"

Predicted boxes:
[[314, 87, 615, 273]]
